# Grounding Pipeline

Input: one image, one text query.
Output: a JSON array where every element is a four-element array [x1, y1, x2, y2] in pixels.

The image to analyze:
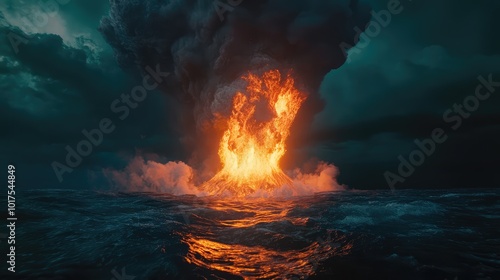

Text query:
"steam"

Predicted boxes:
[[105, 156, 201, 195], [99, 0, 370, 196], [107, 156, 344, 196]]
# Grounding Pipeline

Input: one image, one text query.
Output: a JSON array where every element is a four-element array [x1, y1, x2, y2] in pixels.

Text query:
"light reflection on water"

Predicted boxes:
[[14, 189, 500, 279], [177, 197, 352, 279]]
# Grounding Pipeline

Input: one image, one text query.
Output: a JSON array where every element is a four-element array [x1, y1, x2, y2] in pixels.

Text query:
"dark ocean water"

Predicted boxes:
[[2, 188, 499, 280]]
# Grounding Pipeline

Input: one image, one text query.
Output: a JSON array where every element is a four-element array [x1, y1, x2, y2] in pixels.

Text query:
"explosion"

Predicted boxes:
[[203, 70, 305, 196], [100, 0, 372, 197]]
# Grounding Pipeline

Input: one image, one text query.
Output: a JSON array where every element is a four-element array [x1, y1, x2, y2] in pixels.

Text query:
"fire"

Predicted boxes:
[[203, 69, 306, 196]]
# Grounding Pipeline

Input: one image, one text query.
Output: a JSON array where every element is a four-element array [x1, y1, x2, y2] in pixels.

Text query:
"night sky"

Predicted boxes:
[[1, 0, 499, 191]]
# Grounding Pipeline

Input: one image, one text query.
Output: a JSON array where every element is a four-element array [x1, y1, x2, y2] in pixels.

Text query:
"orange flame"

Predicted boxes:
[[203, 70, 306, 196]]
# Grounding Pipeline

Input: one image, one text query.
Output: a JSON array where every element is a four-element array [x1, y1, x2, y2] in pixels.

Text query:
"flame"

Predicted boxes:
[[203, 70, 306, 196]]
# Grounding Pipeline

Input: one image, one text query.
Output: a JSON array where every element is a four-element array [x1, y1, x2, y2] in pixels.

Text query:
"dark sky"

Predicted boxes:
[[1, 0, 499, 191]]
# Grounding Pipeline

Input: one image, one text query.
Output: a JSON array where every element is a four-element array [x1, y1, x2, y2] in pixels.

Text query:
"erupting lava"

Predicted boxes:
[[203, 70, 306, 196]]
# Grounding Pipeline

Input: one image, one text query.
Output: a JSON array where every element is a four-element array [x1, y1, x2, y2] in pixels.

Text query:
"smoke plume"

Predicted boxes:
[[107, 155, 344, 196], [99, 0, 370, 195]]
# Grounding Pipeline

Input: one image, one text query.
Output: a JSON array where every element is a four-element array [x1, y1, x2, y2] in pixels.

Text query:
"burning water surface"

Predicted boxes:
[[103, 70, 347, 278]]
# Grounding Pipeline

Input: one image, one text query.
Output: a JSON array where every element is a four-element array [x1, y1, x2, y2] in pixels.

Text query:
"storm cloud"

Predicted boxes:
[[2, 0, 500, 190], [99, 0, 372, 172]]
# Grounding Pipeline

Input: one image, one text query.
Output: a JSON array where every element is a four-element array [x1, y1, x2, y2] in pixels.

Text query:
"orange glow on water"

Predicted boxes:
[[179, 199, 352, 279], [176, 71, 348, 278], [203, 70, 306, 196], [183, 235, 326, 278]]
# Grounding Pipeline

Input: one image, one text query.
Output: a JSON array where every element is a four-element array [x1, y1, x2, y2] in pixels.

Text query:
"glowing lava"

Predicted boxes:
[[203, 69, 306, 196]]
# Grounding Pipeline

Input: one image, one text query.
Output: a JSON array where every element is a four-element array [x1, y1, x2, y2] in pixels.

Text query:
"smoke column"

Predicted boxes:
[[100, 0, 371, 195]]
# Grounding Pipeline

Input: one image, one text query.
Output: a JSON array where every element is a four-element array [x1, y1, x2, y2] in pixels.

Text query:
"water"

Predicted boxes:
[[3, 189, 500, 279]]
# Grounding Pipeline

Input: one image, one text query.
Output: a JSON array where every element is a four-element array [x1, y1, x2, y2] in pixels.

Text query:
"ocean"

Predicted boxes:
[[3, 188, 500, 279]]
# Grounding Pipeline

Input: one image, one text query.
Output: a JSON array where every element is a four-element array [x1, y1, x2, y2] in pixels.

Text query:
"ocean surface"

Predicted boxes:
[[2, 188, 500, 279]]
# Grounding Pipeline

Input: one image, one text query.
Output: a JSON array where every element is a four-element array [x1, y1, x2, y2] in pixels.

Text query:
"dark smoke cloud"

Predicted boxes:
[[99, 0, 371, 172]]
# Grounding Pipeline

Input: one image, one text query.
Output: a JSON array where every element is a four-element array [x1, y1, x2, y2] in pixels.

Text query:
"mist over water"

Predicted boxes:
[[105, 155, 345, 197], [7, 188, 500, 279]]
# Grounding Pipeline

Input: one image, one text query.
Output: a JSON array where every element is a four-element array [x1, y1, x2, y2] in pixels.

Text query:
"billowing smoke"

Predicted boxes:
[[104, 156, 202, 195], [99, 0, 370, 195], [107, 155, 344, 196]]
